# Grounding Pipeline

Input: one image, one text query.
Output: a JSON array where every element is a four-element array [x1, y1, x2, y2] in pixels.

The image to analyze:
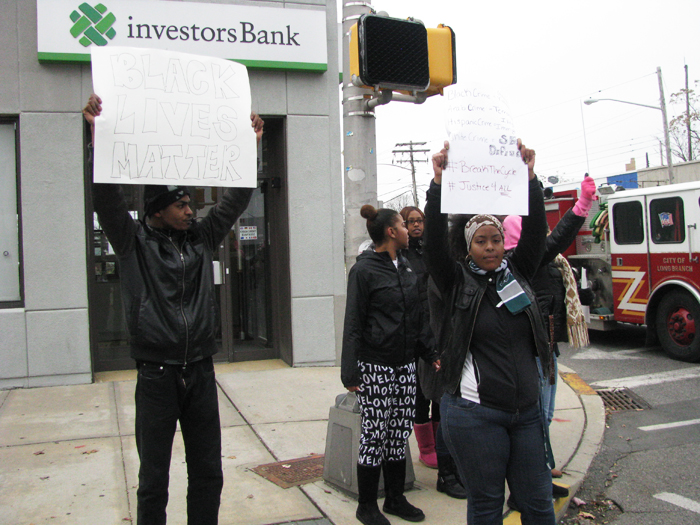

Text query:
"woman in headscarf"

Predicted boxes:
[[423, 140, 555, 524]]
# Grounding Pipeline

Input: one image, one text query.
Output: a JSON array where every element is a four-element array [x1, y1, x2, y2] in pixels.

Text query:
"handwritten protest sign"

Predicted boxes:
[[441, 84, 528, 215], [91, 46, 256, 188]]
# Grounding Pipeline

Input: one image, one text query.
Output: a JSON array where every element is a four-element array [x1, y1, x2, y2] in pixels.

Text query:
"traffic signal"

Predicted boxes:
[[425, 24, 456, 96], [350, 14, 430, 92], [349, 14, 456, 96]]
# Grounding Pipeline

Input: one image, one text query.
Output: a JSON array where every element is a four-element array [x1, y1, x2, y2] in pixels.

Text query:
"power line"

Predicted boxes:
[[392, 141, 430, 207]]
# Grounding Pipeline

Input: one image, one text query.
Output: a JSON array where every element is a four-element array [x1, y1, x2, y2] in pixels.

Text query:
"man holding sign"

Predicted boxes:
[[83, 93, 263, 525]]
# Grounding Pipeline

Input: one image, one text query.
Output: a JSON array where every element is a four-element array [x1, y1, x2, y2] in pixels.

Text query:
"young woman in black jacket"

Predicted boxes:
[[399, 206, 437, 468], [424, 140, 555, 524], [399, 205, 467, 500], [342, 205, 440, 525]]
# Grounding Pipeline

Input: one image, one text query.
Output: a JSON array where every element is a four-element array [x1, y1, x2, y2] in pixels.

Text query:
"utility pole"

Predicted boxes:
[[686, 64, 693, 161], [392, 141, 430, 207], [657, 67, 674, 184]]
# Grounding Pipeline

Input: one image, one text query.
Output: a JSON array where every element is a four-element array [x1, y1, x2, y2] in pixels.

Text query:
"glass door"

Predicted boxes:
[[235, 186, 270, 342], [90, 187, 139, 372]]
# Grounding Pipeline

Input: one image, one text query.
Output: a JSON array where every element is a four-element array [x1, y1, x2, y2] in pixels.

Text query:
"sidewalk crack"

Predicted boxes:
[[112, 381, 133, 522]]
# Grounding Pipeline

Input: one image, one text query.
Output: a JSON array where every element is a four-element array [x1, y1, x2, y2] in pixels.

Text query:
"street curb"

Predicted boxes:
[[504, 364, 606, 523]]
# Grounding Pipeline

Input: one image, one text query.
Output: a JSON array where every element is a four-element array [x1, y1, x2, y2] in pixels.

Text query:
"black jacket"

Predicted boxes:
[[532, 209, 586, 345], [341, 250, 437, 388], [423, 177, 551, 411], [402, 237, 429, 315], [92, 183, 253, 364]]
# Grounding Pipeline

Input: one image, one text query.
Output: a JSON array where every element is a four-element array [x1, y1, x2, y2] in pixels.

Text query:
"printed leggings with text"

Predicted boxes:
[[356, 361, 416, 467]]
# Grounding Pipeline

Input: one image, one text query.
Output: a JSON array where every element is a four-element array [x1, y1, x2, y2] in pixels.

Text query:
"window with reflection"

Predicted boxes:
[[650, 197, 685, 244]]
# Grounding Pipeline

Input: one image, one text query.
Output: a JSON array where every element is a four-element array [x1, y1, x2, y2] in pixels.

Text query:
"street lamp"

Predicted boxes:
[[584, 67, 674, 184]]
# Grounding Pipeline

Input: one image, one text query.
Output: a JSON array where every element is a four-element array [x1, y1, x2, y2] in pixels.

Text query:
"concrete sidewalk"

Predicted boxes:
[[0, 361, 604, 525]]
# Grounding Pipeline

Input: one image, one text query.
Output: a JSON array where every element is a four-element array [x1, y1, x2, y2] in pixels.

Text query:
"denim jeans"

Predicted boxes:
[[135, 357, 223, 525], [441, 393, 555, 525], [541, 355, 557, 425], [536, 354, 558, 426]]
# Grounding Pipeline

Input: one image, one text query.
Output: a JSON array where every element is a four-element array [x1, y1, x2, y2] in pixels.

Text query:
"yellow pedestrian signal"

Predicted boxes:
[[349, 14, 456, 97], [425, 24, 456, 96]]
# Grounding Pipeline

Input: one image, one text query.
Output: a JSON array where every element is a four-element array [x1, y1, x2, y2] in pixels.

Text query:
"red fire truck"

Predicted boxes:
[[548, 181, 700, 362]]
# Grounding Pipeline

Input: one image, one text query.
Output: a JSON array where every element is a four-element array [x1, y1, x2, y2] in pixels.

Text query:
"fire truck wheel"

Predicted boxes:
[[656, 290, 700, 363]]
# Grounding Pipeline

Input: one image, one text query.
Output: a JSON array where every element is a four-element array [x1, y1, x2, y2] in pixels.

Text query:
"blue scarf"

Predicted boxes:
[[468, 259, 531, 315]]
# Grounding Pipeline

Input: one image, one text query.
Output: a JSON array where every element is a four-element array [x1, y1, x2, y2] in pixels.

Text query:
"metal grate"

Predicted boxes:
[[596, 388, 651, 411], [251, 454, 325, 489]]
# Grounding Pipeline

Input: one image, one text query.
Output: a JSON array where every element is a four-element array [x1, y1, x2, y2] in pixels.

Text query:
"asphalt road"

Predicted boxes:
[[558, 325, 700, 524]]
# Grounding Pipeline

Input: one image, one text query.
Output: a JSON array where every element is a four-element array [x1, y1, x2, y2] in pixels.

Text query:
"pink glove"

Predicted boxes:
[[503, 215, 522, 250], [573, 176, 597, 217]]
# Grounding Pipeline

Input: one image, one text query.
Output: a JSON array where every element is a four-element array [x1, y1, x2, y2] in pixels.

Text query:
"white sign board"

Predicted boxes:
[[239, 225, 258, 240], [91, 46, 256, 188], [36, 0, 327, 72], [442, 84, 529, 215]]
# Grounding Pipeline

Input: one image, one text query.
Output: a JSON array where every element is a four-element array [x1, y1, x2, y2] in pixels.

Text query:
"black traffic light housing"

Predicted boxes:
[[350, 14, 430, 92]]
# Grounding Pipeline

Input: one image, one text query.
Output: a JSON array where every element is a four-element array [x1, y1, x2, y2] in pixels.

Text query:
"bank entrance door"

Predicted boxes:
[[89, 117, 290, 372], [212, 184, 275, 363]]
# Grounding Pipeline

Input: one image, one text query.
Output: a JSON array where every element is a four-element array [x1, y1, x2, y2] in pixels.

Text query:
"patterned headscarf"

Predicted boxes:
[[464, 214, 530, 315], [464, 214, 505, 252]]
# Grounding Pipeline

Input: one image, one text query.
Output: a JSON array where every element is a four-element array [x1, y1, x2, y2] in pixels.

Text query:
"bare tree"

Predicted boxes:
[[668, 80, 700, 162], [384, 191, 412, 212]]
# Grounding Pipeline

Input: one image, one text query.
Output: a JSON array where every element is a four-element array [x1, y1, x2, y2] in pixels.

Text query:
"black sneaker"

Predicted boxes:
[[552, 483, 570, 498], [437, 474, 468, 499], [356, 502, 391, 525], [383, 495, 425, 522]]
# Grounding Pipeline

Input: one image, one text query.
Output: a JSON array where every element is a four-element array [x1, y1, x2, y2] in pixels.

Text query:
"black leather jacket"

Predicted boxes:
[[92, 183, 253, 364], [423, 178, 551, 405], [341, 250, 437, 388]]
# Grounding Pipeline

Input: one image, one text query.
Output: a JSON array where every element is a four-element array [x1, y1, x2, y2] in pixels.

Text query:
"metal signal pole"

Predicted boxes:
[[342, 0, 376, 271]]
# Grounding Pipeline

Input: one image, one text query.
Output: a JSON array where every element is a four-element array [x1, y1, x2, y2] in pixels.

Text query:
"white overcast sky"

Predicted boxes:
[[341, 0, 700, 205]]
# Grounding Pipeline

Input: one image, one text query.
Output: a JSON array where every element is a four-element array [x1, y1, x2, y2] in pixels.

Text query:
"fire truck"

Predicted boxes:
[[548, 180, 700, 362]]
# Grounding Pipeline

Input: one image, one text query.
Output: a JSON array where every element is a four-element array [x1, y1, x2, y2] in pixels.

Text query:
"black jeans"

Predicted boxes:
[[135, 357, 223, 525]]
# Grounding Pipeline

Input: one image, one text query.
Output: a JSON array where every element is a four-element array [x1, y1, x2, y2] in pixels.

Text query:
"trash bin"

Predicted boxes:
[[322, 392, 415, 498]]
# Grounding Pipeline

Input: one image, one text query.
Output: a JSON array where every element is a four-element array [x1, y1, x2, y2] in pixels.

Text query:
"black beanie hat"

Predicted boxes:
[[144, 185, 190, 217]]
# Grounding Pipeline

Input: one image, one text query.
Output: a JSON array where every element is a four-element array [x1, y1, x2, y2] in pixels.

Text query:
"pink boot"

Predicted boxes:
[[413, 422, 438, 469]]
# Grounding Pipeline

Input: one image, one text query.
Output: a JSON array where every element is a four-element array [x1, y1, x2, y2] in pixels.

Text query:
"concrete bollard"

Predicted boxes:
[[322, 392, 415, 498]]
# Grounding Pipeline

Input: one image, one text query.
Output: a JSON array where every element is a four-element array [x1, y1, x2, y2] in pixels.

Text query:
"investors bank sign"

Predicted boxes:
[[36, 0, 328, 72]]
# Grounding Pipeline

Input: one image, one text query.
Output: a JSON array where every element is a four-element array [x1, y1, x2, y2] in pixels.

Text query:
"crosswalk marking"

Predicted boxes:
[[654, 492, 700, 514], [572, 348, 647, 360], [590, 367, 700, 389], [640, 418, 700, 432]]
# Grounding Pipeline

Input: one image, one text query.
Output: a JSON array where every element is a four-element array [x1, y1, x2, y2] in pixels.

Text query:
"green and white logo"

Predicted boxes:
[[69, 3, 116, 47]]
